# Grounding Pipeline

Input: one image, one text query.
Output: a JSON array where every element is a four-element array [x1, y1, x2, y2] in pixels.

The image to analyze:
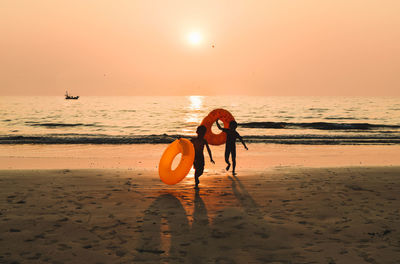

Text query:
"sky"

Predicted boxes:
[[1, 0, 399, 96]]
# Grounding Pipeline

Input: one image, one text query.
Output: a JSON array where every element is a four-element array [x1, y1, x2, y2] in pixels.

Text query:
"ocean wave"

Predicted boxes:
[[324, 117, 356, 120], [0, 134, 177, 144], [308, 108, 328, 112], [239, 122, 400, 130], [1, 134, 399, 145], [26, 122, 100, 128]]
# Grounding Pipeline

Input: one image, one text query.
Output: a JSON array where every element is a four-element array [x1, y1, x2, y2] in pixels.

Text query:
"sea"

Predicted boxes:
[[1, 96, 399, 145]]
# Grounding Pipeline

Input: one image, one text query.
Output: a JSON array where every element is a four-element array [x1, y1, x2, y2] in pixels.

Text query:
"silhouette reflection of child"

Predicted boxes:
[[216, 119, 248, 175], [191, 125, 215, 189]]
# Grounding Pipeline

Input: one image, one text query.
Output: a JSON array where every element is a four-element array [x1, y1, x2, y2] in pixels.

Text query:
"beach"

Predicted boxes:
[[2, 0, 400, 262], [1, 144, 400, 263]]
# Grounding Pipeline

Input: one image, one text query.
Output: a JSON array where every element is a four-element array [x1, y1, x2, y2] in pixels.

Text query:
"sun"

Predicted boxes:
[[187, 32, 202, 45]]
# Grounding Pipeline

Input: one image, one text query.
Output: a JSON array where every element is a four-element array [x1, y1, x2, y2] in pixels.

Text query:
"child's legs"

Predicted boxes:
[[231, 147, 237, 172], [194, 157, 204, 185], [194, 166, 204, 184], [224, 147, 231, 165]]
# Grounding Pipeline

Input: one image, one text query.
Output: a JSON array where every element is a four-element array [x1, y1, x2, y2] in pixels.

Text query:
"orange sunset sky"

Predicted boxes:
[[1, 0, 399, 96]]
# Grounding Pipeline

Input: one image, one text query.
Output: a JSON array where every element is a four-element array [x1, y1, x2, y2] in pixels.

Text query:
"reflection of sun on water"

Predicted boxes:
[[183, 96, 204, 134], [185, 114, 201, 125], [189, 96, 203, 111]]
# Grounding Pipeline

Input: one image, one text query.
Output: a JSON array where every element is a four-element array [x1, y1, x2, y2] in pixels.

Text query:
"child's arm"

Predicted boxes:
[[216, 119, 228, 132], [237, 133, 248, 150], [205, 141, 215, 163]]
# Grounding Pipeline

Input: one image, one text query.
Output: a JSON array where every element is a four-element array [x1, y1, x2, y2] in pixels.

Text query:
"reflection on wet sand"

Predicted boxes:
[[135, 175, 294, 263]]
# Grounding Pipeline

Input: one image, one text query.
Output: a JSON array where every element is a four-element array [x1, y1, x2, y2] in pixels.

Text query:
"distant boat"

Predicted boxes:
[[65, 91, 79, 100]]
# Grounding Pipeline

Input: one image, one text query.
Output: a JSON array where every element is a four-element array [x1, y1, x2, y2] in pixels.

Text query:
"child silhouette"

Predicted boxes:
[[216, 119, 248, 175], [191, 125, 215, 189]]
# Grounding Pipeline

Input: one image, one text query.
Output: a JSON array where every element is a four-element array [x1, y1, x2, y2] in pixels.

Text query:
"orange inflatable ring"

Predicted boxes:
[[200, 108, 235, 146], [159, 138, 195, 185]]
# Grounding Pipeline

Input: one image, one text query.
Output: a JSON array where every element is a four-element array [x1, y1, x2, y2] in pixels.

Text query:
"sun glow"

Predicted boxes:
[[187, 32, 202, 45]]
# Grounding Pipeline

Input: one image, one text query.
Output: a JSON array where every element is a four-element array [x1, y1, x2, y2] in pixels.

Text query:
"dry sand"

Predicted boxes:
[[1, 166, 400, 263]]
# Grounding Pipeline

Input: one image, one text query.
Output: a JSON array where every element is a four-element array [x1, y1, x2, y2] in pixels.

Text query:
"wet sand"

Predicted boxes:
[[1, 165, 400, 263], [1, 144, 400, 170]]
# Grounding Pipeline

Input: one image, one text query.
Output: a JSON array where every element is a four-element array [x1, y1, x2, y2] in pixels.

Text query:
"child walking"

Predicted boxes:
[[216, 119, 248, 175], [191, 125, 215, 189]]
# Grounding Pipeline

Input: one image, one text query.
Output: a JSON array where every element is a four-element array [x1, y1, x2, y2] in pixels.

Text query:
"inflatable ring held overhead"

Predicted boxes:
[[200, 108, 235, 146], [159, 138, 195, 185]]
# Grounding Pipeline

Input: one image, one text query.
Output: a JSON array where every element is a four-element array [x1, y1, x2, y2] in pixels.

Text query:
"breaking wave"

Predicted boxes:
[[26, 122, 100, 128], [239, 121, 400, 130], [1, 134, 399, 145]]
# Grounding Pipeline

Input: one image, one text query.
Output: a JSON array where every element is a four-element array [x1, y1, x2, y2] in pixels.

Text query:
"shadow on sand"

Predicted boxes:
[[134, 174, 294, 263]]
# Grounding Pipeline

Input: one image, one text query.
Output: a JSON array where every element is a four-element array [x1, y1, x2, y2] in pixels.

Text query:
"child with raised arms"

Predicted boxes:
[[216, 119, 248, 175]]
